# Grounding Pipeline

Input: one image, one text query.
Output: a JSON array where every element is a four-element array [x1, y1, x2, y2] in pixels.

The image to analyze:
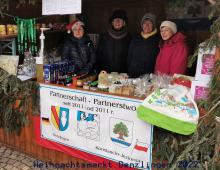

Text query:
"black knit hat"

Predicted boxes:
[[109, 9, 128, 23]]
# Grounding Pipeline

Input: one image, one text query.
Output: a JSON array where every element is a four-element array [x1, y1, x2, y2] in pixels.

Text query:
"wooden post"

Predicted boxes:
[[213, 47, 220, 167], [215, 47, 220, 61], [213, 118, 220, 167]]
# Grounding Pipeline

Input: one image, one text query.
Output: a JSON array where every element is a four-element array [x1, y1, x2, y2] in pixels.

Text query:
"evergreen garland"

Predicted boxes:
[[0, 0, 38, 15], [0, 68, 39, 133], [168, 0, 186, 8], [188, 0, 220, 67], [16, 0, 37, 8]]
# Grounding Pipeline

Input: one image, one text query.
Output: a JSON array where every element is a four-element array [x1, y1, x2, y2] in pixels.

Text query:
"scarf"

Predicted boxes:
[[107, 24, 128, 40], [141, 29, 157, 39]]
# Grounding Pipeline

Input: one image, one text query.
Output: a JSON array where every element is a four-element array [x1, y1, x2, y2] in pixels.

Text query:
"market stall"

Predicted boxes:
[[1, 0, 220, 170]]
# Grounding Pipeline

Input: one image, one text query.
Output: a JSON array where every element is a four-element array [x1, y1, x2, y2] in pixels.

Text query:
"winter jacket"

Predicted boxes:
[[96, 25, 130, 73], [155, 32, 189, 75], [127, 33, 160, 78], [62, 35, 96, 74]]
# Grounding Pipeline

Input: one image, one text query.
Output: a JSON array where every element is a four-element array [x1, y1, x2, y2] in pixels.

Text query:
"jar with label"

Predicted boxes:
[[83, 82, 90, 90], [6, 25, 13, 35], [65, 77, 72, 86], [0, 25, 6, 35]]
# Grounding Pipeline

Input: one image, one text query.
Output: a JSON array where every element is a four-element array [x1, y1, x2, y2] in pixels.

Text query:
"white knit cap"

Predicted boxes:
[[160, 21, 177, 34]]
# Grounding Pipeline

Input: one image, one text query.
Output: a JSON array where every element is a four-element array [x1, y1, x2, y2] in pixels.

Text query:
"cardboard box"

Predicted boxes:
[[190, 80, 210, 101], [195, 45, 216, 81]]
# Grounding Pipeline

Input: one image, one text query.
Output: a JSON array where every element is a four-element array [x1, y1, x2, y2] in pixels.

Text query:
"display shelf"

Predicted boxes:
[[0, 34, 17, 39], [37, 29, 66, 34], [0, 34, 17, 55]]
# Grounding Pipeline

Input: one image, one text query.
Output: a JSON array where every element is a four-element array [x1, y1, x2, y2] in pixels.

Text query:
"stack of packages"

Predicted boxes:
[[190, 44, 216, 102]]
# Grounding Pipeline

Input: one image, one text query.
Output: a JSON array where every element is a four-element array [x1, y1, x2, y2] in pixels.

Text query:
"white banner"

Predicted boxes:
[[40, 84, 153, 169], [42, 0, 81, 15]]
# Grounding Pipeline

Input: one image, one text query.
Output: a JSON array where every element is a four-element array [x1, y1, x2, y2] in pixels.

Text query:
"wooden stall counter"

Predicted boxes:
[[0, 83, 153, 170]]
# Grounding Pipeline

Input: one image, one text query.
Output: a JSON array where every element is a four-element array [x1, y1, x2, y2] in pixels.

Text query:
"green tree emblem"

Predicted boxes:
[[113, 122, 129, 140]]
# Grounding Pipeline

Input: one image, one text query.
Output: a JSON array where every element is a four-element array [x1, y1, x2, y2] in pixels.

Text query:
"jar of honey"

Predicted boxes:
[[6, 24, 14, 35], [0, 25, 6, 35]]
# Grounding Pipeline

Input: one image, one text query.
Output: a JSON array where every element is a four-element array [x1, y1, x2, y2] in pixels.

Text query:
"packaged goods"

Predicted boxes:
[[0, 24, 17, 35], [190, 80, 210, 101], [122, 85, 134, 96], [172, 74, 194, 88], [0, 25, 6, 35], [90, 87, 97, 91], [6, 25, 14, 35], [43, 61, 75, 84], [83, 82, 90, 90], [76, 79, 83, 86], [0, 55, 19, 75], [98, 70, 110, 89], [12, 25, 18, 34], [43, 64, 51, 83], [195, 44, 216, 82]]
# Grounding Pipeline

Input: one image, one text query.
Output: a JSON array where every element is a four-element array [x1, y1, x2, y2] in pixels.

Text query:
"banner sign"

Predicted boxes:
[[40, 84, 153, 169], [42, 0, 81, 15]]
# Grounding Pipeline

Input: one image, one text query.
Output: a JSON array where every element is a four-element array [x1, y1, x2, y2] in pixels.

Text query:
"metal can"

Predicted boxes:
[[50, 64, 55, 84], [58, 62, 65, 85], [64, 62, 68, 76], [69, 60, 75, 74], [67, 62, 71, 74], [54, 63, 59, 84], [43, 64, 51, 83]]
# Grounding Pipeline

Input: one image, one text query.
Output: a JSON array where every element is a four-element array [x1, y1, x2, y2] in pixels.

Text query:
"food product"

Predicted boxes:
[[83, 82, 90, 90], [6, 25, 14, 35], [0, 55, 19, 75], [98, 70, 110, 89], [0, 25, 6, 35]]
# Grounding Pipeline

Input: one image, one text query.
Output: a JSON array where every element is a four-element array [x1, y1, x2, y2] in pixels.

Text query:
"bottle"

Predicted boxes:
[[36, 27, 50, 82], [64, 76, 72, 86], [23, 50, 36, 77], [36, 62, 44, 82]]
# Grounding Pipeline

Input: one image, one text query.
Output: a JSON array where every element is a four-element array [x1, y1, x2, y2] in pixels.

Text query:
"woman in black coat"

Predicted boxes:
[[96, 9, 130, 73], [62, 20, 96, 74], [127, 13, 160, 78]]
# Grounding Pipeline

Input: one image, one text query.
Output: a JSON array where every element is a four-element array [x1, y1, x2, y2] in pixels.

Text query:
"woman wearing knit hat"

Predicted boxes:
[[155, 20, 189, 75], [62, 19, 96, 74], [127, 13, 160, 78], [96, 9, 130, 73]]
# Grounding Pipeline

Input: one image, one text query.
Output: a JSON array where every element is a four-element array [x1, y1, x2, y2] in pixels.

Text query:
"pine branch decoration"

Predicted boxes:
[[0, 68, 39, 133], [188, 0, 220, 67]]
